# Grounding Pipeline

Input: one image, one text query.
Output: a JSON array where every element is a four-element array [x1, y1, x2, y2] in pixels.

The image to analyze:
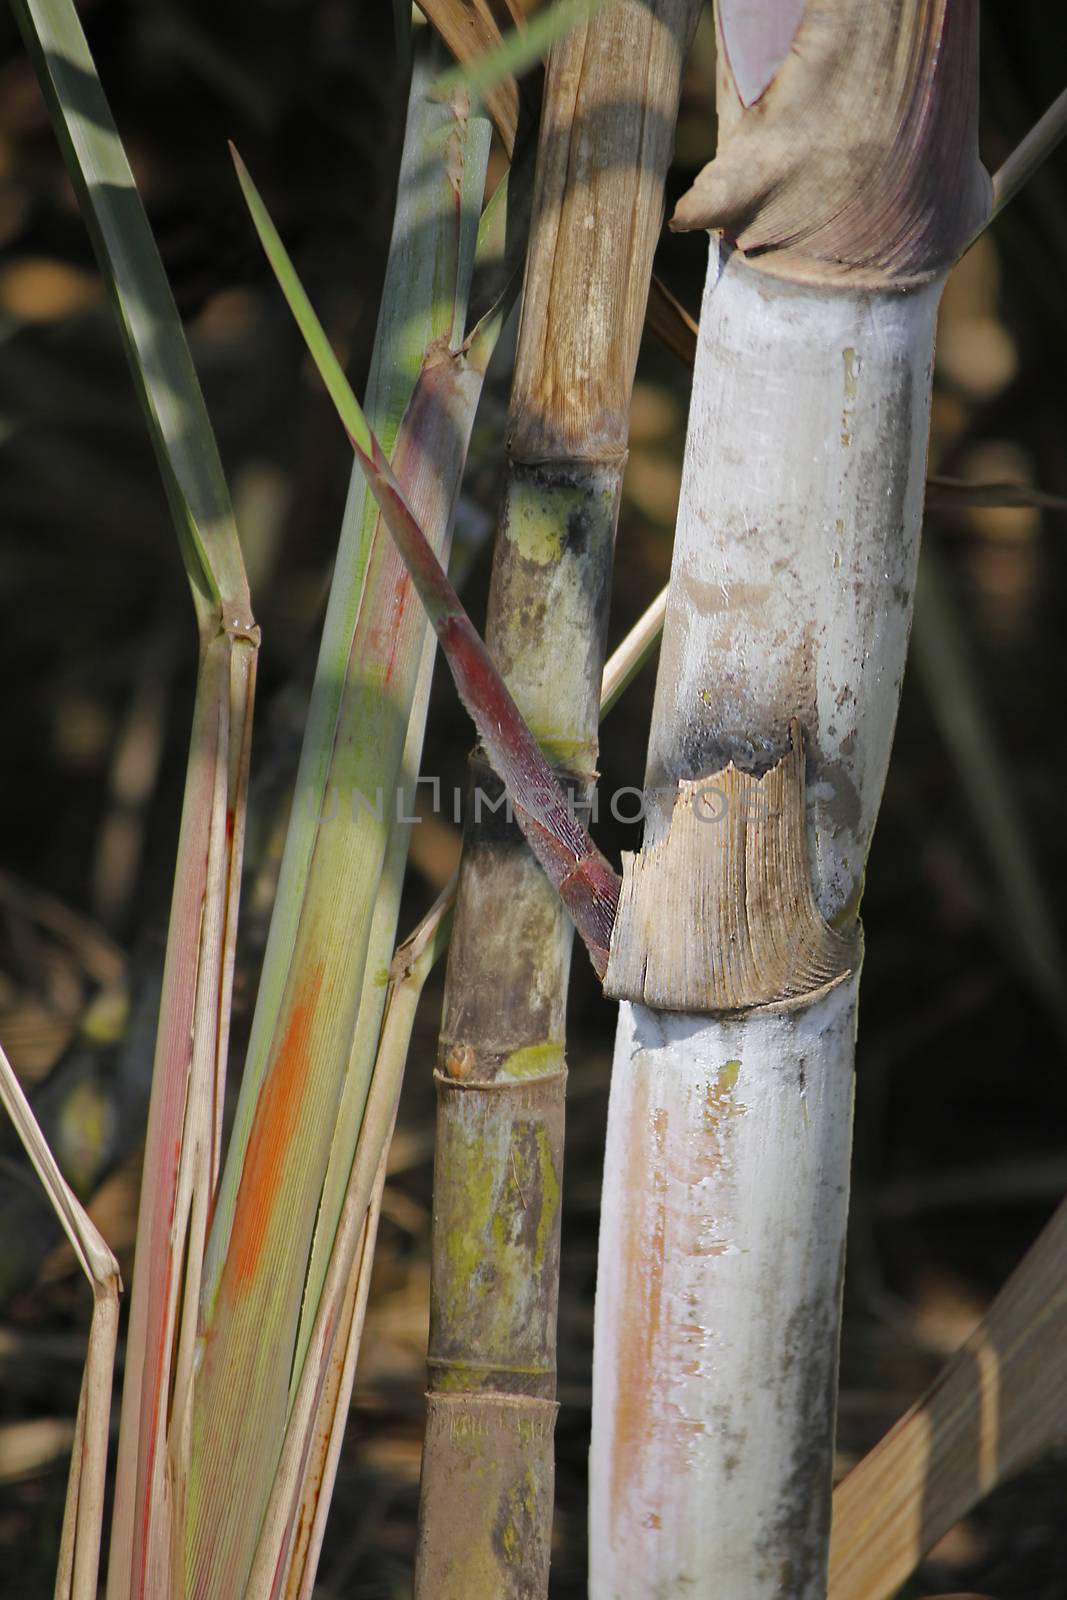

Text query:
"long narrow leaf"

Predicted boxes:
[[830, 1193, 1067, 1600]]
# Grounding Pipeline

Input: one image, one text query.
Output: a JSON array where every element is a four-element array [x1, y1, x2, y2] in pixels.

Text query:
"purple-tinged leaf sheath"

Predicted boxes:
[[674, 0, 990, 284], [718, 0, 806, 107]]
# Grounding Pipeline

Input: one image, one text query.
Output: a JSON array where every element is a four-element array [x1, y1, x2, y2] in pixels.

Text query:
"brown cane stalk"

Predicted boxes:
[[411, 4, 702, 1594]]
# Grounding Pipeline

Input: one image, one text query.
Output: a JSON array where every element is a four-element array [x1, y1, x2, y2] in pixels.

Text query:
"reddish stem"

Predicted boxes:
[[354, 432, 620, 976]]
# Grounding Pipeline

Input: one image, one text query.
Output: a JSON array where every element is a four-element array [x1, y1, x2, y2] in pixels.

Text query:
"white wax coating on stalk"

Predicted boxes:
[[590, 238, 947, 1596], [642, 239, 941, 920], [590, 979, 858, 1599]]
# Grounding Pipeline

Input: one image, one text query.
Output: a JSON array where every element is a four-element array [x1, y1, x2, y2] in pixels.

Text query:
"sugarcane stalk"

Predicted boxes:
[[588, 4, 990, 1595], [420, 0, 714, 385], [412, 3, 701, 1594]]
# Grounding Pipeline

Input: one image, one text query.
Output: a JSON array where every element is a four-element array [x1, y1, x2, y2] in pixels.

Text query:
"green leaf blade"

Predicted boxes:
[[433, 0, 614, 100], [11, 0, 250, 619]]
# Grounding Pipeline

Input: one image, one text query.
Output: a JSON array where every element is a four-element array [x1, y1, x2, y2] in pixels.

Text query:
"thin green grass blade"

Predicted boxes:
[[433, 0, 614, 99], [232, 145, 373, 457], [9, 0, 250, 621]]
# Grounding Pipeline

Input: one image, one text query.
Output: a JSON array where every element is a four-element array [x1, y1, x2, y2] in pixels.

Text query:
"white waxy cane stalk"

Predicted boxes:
[[589, 3, 990, 1591], [591, 240, 940, 1599]]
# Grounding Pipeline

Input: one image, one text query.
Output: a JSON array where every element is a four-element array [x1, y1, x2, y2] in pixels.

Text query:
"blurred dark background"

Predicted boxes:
[[0, 2, 1065, 1595]]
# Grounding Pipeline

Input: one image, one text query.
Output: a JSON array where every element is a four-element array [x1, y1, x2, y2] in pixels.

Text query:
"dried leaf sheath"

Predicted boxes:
[[604, 728, 859, 1011], [676, 0, 990, 283], [416, 3, 702, 1594]]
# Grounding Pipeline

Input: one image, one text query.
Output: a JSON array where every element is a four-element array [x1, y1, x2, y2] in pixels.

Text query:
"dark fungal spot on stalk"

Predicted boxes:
[[491, 1462, 550, 1578], [565, 499, 594, 557], [663, 721, 795, 791], [710, 1401, 748, 1484], [753, 1285, 842, 1589]]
